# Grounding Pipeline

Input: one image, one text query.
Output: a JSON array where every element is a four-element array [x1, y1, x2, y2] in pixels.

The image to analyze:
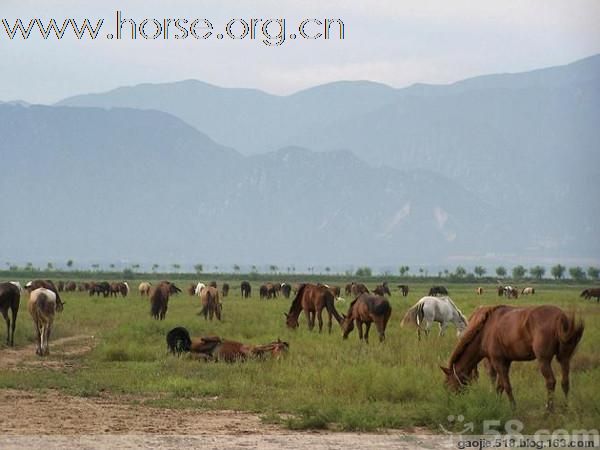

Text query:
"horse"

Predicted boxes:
[[350, 283, 369, 297], [186, 283, 196, 296], [373, 284, 391, 296], [166, 327, 289, 362], [476, 287, 484, 295], [580, 288, 600, 302], [194, 282, 206, 296], [398, 284, 409, 297], [149, 281, 181, 320], [497, 286, 505, 296], [64, 281, 77, 292], [110, 282, 129, 297], [344, 283, 353, 295], [89, 281, 110, 297], [222, 283, 230, 297], [521, 287, 535, 296], [138, 282, 152, 297], [25, 280, 64, 312], [280, 283, 292, 299], [28, 288, 57, 356], [209, 281, 218, 288], [0, 282, 20, 346], [428, 286, 448, 296], [199, 286, 222, 321], [440, 305, 584, 410], [285, 284, 343, 333], [240, 281, 251, 298], [341, 294, 392, 343], [401, 296, 468, 340], [503, 286, 519, 299]]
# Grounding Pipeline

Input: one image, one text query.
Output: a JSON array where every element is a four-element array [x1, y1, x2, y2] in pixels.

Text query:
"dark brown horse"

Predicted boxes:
[[350, 283, 369, 297], [64, 281, 77, 292], [240, 281, 251, 298], [25, 280, 64, 312], [166, 327, 289, 362], [341, 294, 392, 343], [149, 281, 181, 320], [428, 286, 448, 296], [373, 283, 391, 296], [0, 282, 20, 346], [280, 283, 292, 298], [441, 305, 584, 410], [580, 288, 600, 302], [285, 284, 343, 333], [398, 284, 409, 297], [221, 283, 230, 297]]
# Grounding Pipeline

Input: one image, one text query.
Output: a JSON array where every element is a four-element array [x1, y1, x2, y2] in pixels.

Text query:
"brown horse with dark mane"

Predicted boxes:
[[373, 283, 391, 296], [580, 288, 600, 302], [149, 281, 181, 320], [441, 305, 584, 410], [0, 282, 20, 346], [397, 284, 409, 297], [341, 294, 392, 343], [285, 284, 343, 333]]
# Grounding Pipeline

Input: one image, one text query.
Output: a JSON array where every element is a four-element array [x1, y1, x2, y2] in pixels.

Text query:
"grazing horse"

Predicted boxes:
[[441, 305, 584, 410], [428, 286, 448, 296], [0, 282, 20, 346], [200, 286, 222, 321], [138, 282, 152, 297], [350, 283, 369, 297], [503, 286, 519, 299], [402, 296, 468, 340], [580, 288, 600, 302], [166, 327, 289, 362], [25, 280, 64, 312], [240, 281, 251, 298], [344, 283, 353, 296], [476, 287, 484, 295], [222, 283, 230, 298], [373, 284, 391, 296], [149, 281, 181, 320], [285, 284, 343, 333], [186, 283, 196, 296], [64, 281, 77, 292], [341, 294, 392, 343], [28, 288, 56, 356], [89, 281, 110, 297], [110, 282, 129, 297], [521, 287, 535, 296], [280, 283, 292, 299], [398, 285, 409, 297]]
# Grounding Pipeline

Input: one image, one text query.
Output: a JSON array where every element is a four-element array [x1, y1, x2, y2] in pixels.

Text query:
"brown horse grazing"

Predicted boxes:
[[285, 284, 343, 333], [397, 284, 409, 297], [0, 282, 20, 346], [199, 286, 222, 321], [221, 283, 230, 297], [110, 282, 129, 297], [280, 283, 292, 299], [28, 288, 57, 356], [350, 283, 369, 297], [373, 284, 391, 296], [580, 288, 600, 302], [166, 327, 289, 362], [149, 281, 181, 320], [441, 305, 584, 410], [521, 287, 535, 296], [240, 281, 251, 298], [341, 294, 392, 343], [64, 281, 77, 292], [25, 280, 64, 312]]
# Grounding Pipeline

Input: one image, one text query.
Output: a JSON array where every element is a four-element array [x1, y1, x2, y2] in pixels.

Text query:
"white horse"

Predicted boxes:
[[401, 296, 467, 340], [194, 282, 206, 296], [28, 288, 56, 356]]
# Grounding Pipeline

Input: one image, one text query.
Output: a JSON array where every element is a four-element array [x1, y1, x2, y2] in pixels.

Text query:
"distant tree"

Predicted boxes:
[[496, 266, 507, 278], [132, 264, 140, 272], [355, 267, 372, 277], [213, 265, 219, 272], [152, 264, 159, 272], [172, 263, 181, 273], [454, 266, 466, 278], [46, 262, 54, 271], [233, 264, 240, 273], [587, 266, 600, 281], [123, 268, 134, 278], [109, 264, 115, 270], [91, 264, 100, 271], [551, 264, 566, 280], [194, 264, 203, 274], [398, 266, 409, 276], [569, 266, 586, 281], [66, 259, 74, 269], [443, 269, 449, 277], [512, 265, 526, 280], [9, 265, 18, 271], [529, 265, 546, 280], [251, 265, 258, 273], [474, 266, 486, 278], [418, 268, 424, 277], [269, 265, 278, 274]]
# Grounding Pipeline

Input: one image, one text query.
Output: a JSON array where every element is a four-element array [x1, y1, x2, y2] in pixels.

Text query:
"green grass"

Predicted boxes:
[[1, 281, 599, 433]]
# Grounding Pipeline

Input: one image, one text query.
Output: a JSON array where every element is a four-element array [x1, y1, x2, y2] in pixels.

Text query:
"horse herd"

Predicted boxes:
[[0, 278, 595, 410]]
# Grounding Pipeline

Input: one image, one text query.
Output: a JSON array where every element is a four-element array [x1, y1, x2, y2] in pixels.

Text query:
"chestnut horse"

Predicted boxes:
[[441, 305, 584, 410], [285, 284, 343, 333], [149, 281, 181, 320], [580, 288, 600, 302], [341, 294, 392, 343], [199, 286, 222, 321], [166, 327, 288, 362], [0, 282, 20, 346]]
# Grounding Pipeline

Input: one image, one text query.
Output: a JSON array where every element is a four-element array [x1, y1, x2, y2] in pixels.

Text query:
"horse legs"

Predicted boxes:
[[357, 320, 364, 341], [374, 319, 386, 342], [10, 307, 17, 346], [557, 357, 571, 401], [538, 358, 557, 411], [493, 360, 516, 409], [304, 310, 314, 331], [439, 321, 448, 337], [316, 309, 324, 333], [326, 310, 333, 334], [363, 322, 372, 344], [0, 309, 9, 346]]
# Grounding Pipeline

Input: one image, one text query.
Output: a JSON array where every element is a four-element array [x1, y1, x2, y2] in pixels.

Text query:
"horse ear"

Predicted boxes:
[[440, 366, 452, 376]]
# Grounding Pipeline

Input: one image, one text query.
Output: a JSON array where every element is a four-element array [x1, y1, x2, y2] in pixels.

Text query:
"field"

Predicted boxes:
[[1, 279, 599, 437]]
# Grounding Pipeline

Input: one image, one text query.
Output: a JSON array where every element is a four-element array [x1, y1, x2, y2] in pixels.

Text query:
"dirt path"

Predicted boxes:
[[0, 389, 453, 449]]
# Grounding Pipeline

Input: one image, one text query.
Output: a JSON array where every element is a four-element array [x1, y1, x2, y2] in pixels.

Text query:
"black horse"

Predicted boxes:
[[0, 282, 20, 346]]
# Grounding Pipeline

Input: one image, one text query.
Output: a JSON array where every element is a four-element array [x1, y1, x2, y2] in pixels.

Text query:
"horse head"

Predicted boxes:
[[284, 312, 299, 329], [340, 313, 354, 339], [440, 365, 472, 392]]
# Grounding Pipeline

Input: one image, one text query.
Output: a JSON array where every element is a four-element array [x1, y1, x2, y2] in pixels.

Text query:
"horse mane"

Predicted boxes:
[[288, 283, 307, 315], [448, 305, 504, 366], [443, 296, 468, 325]]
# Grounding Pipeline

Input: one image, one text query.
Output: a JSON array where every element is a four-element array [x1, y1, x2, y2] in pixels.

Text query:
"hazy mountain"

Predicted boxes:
[[1, 104, 520, 266]]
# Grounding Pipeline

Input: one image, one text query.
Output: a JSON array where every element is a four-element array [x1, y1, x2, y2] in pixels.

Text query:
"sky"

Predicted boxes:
[[1, 0, 599, 104]]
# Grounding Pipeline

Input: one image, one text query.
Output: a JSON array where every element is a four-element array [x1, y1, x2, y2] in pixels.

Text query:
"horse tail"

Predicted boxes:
[[401, 301, 422, 327], [166, 326, 192, 354], [557, 313, 584, 361], [324, 291, 343, 324]]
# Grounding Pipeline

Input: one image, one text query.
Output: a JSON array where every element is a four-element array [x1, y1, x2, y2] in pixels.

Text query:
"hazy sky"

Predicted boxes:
[[1, 0, 599, 103]]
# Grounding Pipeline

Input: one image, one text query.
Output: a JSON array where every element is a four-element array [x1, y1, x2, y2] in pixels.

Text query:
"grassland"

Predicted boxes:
[[1, 279, 598, 434]]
